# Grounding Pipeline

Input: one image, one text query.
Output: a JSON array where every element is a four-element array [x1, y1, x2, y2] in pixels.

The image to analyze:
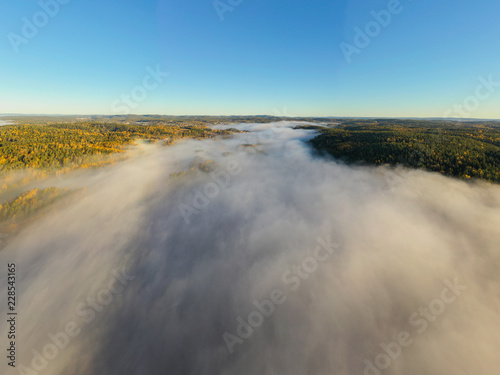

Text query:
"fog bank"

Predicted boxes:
[[1, 122, 500, 375]]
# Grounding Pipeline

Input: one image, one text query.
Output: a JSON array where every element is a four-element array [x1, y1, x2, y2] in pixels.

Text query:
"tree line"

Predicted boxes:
[[307, 120, 500, 183]]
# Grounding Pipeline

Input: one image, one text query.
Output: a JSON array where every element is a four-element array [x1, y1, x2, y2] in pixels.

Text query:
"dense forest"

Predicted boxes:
[[0, 122, 236, 171], [0, 120, 239, 246], [306, 119, 500, 183], [1, 117, 500, 245]]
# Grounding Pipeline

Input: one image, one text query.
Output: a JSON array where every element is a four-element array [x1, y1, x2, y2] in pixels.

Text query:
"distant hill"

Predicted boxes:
[[305, 119, 500, 183]]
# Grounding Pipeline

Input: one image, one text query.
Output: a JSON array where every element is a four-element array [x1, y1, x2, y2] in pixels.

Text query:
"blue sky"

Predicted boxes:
[[0, 0, 499, 117]]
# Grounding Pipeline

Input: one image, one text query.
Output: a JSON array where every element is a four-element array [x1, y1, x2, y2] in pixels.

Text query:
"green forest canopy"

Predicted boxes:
[[306, 119, 500, 183]]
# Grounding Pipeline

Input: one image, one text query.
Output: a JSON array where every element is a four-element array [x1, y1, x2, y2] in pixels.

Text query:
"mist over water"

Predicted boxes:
[[1, 122, 500, 375]]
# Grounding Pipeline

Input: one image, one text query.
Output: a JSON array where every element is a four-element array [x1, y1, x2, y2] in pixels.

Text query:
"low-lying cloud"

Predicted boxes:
[[1, 122, 500, 375]]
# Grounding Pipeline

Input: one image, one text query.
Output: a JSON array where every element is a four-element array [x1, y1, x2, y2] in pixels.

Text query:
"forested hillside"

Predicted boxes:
[[0, 122, 235, 171], [307, 120, 500, 183], [0, 121, 238, 246]]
